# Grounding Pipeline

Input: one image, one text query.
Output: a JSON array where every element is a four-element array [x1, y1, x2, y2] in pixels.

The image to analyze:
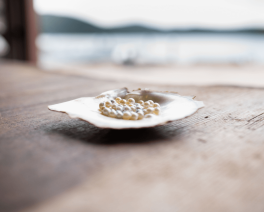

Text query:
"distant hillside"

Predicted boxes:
[[39, 15, 162, 33], [39, 15, 264, 33], [40, 15, 103, 33]]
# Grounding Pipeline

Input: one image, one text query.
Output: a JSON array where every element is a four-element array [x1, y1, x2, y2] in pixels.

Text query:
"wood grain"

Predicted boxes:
[[41, 63, 264, 88], [1, 62, 264, 212]]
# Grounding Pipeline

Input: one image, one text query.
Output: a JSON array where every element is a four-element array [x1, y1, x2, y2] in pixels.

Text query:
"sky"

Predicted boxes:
[[34, 0, 264, 29]]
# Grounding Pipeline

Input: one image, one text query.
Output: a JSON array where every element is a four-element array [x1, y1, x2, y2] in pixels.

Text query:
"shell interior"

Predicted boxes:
[[48, 88, 204, 129]]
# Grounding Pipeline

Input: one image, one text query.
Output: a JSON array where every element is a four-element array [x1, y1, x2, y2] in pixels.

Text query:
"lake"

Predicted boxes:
[[37, 32, 264, 65]]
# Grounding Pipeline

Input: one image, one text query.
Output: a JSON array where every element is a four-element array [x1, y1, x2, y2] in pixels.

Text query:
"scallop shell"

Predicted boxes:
[[48, 88, 204, 129]]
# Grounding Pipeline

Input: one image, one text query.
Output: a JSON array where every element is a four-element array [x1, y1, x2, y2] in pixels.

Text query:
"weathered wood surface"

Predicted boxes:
[[1, 62, 264, 212], [42, 63, 264, 88]]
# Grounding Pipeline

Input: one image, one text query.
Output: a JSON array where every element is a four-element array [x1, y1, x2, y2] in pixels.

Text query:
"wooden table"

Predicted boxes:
[[1, 61, 264, 212]]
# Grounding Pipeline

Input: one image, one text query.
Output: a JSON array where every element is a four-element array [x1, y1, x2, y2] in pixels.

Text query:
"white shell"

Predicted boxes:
[[48, 88, 204, 129]]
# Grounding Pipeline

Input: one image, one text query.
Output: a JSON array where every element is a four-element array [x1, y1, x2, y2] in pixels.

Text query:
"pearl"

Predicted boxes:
[[116, 105, 123, 111], [137, 111, 144, 120], [103, 108, 111, 116], [136, 105, 143, 110], [99, 102, 105, 109], [116, 110, 123, 119], [144, 102, 150, 108], [145, 114, 155, 118], [138, 100, 144, 106], [131, 112, 138, 120], [109, 110, 117, 118], [136, 109, 143, 113], [101, 98, 160, 120], [148, 100, 154, 105], [123, 111, 131, 120], [154, 107, 160, 115], [123, 105, 131, 111], [127, 103, 134, 107], [153, 103, 160, 108], [99, 106, 106, 112], [146, 107, 154, 114], [112, 103, 118, 110], [110, 99, 116, 104], [120, 99, 127, 105], [128, 98, 135, 105], [130, 105, 136, 112], [105, 100, 112, 108], [115, 97, 122, 103]]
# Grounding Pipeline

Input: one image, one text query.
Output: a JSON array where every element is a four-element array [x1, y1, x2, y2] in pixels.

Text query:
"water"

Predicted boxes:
[[37, 33, 264, 65]]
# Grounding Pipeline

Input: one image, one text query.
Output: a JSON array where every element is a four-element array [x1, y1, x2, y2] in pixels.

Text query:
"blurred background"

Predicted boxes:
[[1, 0, 264, 67]]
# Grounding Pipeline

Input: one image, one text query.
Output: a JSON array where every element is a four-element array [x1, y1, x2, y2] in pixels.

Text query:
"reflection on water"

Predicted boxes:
[[37, 33, 264, 65]]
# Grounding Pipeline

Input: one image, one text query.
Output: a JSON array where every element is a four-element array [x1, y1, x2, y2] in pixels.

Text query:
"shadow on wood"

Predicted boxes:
[[43, 119, 183, 145]]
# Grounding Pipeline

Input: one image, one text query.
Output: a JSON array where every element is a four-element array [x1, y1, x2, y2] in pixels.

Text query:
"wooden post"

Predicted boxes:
[[2, 0, 37, 63]]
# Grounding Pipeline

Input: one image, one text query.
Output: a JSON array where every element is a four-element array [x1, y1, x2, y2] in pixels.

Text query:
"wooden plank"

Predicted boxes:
[[1, 62, 264, 212]]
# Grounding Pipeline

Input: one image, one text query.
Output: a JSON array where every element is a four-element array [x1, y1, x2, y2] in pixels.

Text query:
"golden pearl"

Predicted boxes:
[[99, 106, 106, 112], [146, 107, 154, 114], [138, 100, 144, 106], [123, 111, 131, 120], [103, 108, 111, 116], [127, 103, 134, 107], [130, 112, 138, 120], [148, 100, 154, 106], [137, 111, 144, 120], [115, 97, 122, 103], [154, 107, 160, 115], [153, 103, 160, 108], [120, 99, 127, 105], [130, 105, 136, 112], [144, 102, 150, 108], [105, 100, 112, 108], [99, 102, 105, 109], [128, 98, 135, 105]]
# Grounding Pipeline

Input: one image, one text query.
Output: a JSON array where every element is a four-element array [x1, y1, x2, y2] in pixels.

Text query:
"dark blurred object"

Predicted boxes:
[[2, 0, 37, 63], [0, 0, 6, 33], [0, 0, 8, 56]]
